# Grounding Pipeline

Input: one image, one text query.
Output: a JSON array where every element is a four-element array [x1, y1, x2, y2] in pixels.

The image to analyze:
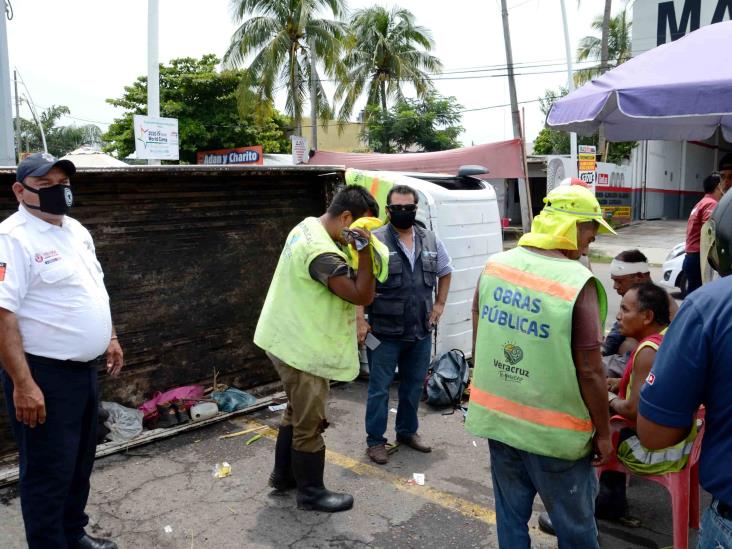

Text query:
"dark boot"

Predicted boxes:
[[71, 534, 118, 549], [538, 512, 556, 536], [269, 425, 296, 491], [291, 448, 353, 512], [595, 471, 628, 520]]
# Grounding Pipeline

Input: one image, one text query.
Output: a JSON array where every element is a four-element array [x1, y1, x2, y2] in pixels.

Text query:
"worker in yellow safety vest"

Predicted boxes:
[[254, 185, 380, 513], [466, 185, 615, 548]]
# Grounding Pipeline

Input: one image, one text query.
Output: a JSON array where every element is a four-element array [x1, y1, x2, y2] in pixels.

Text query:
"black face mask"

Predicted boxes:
[[22, 183, 73, 215], [389, 209, 417, 230]]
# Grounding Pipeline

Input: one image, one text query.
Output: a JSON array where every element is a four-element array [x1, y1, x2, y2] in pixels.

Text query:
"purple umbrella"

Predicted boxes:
[[546, 20, 732, 142]]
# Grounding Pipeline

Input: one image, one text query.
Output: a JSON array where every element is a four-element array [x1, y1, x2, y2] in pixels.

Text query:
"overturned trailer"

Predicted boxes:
[[0, 165, 343, 460]]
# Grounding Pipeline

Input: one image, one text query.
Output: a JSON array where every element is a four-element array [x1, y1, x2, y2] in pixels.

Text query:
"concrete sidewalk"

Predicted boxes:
[[593, 220, 687, 265], [0, 381, 702, 548]]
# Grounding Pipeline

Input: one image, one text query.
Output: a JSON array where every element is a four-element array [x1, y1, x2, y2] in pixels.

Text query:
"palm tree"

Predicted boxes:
[[223, 0, 346, 137], [575, 8, 631, 86], [334, 6, 442, 124]]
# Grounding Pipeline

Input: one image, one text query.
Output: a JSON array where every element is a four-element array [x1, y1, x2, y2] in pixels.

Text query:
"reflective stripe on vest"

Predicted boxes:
[[484, 262, 578, 302], [470, 386, 593, 433]]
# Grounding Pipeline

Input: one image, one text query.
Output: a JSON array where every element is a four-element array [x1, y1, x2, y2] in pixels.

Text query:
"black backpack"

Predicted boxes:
[[424, 349, 470, 408]]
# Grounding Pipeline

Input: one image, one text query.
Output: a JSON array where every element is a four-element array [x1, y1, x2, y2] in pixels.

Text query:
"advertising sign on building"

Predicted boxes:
[[133, 115, 179, 160], [632, 0, 732, 56], [196, 146, 263, 165], [577, 145, 597, 186], [291, 135, 308, 165]]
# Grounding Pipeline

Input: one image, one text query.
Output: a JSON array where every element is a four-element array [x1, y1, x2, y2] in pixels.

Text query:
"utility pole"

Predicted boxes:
[[500, 0, 532, 232], [598, 0, 612, 161], [559, 0, 578, 177], [309, 36, 318, 151], [0, 1, 15, 166], [147, 0, 160, 165], [15, 69, 46, 153], [13, 69, 20, 161]]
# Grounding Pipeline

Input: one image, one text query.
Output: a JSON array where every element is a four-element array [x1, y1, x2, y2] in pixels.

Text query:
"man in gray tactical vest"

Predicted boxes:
[[357, 185, 453, 464]]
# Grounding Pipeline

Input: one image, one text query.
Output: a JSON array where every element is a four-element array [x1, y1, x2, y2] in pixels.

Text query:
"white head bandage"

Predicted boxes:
[[610, 259, 651, 277]]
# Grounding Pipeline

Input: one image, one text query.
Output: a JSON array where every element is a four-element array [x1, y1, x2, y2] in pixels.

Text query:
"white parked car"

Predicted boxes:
[[659, 242, 688, 297]]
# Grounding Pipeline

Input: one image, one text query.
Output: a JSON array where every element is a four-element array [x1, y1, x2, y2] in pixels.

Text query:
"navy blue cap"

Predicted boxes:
[[16, 153, 76, 183]]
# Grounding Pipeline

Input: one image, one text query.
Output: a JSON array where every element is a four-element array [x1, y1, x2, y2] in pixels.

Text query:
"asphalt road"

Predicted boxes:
[[0, 378, 704, 548]]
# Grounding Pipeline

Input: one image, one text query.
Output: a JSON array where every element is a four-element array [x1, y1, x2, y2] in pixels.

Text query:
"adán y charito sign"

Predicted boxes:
[[196, 146, 264, 165]]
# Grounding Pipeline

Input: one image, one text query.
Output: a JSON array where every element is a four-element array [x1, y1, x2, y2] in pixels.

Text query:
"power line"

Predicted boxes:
[[316, 65, 596, 84]]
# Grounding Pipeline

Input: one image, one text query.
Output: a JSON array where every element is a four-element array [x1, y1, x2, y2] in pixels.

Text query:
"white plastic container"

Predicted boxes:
[[190, 401, 218, 421]]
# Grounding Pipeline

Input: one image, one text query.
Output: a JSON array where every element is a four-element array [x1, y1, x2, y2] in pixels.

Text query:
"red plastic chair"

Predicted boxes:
[[595, 412, 705, 549]]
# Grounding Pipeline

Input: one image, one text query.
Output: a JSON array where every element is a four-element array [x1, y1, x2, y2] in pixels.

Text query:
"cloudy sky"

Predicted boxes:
[[4, 0, 606, 148]]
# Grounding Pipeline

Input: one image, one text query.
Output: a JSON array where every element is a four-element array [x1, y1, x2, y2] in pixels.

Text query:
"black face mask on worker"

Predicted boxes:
[[22, 183, 73, 215], [388, 207, 417, 230]]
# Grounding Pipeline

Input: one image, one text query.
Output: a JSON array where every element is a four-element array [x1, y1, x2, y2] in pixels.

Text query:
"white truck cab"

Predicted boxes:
[[346, 167, 503, 358]]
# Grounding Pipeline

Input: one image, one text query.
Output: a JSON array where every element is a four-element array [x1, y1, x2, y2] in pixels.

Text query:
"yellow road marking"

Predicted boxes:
[[240, 421, 496, 524], [236, 420, 554, 541]]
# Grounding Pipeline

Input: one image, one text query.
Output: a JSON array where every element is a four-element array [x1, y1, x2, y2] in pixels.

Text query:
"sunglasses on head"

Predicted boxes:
[[387, 204, 417, 212]]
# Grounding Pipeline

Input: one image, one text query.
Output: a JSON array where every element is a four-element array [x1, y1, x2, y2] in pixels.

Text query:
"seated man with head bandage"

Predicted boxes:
[[603, 250, 678, 378]]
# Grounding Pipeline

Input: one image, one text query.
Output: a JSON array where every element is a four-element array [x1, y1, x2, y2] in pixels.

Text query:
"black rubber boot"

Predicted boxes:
[[595, 471, 628, 520], [269, 425, 296, 491], [291, 448, 354, 512], [538, 512, 556, 536]]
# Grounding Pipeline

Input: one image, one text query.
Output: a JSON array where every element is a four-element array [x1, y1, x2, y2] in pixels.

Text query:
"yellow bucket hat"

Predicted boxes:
[[519, 185, 616, 250]]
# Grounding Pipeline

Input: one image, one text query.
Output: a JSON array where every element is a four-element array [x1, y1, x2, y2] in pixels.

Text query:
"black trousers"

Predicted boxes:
[[683, 252, 703, 295], [1, 355, 98, 549]]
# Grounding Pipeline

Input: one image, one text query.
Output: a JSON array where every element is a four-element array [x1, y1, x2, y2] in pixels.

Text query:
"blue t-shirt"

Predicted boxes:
[[640, 276, 732, 505]]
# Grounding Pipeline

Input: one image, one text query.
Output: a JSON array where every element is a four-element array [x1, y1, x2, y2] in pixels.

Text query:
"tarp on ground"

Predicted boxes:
[[546, 20, 732, 142], [309, 139, 525, 179]]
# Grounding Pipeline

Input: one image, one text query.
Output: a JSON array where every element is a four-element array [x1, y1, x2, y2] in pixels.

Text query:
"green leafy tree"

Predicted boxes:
[[335, 6, 442, 124], [103, 55, 290, 163], [223, 0, 346, 137], [362, 94, 463, 153], [575, 8, 632, 86], [14, 105, 103, 157]]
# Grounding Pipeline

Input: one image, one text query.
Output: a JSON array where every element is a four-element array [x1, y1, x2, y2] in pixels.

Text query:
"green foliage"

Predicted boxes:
[[14, 105, 102, 157], [575, 8, 632, 86], [103, 55, 290, 163], [335, 5, 442, 124], [223, 0, 346, 134], [362, 94, 463, 153], [534, 87, 636, 164]]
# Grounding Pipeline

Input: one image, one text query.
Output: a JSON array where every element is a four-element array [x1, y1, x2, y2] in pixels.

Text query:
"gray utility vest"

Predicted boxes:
[[367, 224, 438, 341]]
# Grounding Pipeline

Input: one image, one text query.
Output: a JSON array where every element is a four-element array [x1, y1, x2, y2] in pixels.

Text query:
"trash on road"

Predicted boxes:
[[389, 408, 397, 414], [245, 434, 263, 445], [406, 473, 425, 486], [268, 403, 287, 412], [472, 440, 477, 447], [212, 462, 232, 478], [164, 525, 173, 534]]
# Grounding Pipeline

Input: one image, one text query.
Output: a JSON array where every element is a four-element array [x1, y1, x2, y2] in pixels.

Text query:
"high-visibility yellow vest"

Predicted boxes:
[[254, 217, 359, 381], [466, 247, 607, 460]]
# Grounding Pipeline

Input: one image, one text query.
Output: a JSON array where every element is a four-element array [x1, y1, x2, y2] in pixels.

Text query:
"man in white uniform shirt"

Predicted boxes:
[[0, 153, 123, 549]]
